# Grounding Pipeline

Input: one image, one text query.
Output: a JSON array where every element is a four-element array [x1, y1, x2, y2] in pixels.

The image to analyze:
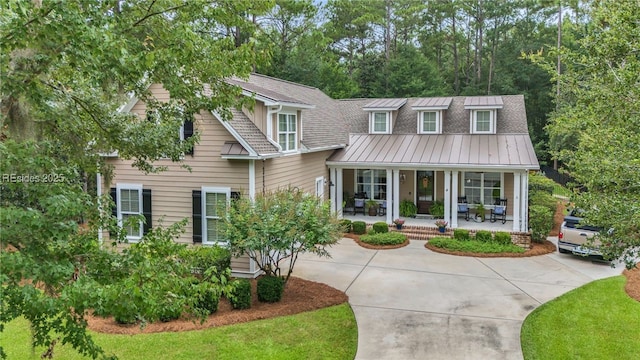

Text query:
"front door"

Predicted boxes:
[[416, 171, 434, 214]]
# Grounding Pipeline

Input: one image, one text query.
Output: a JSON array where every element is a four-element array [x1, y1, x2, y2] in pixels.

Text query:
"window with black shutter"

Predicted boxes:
[[192, 190, 202, 243]]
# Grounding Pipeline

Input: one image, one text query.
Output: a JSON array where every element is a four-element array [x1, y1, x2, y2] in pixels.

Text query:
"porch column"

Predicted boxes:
[[393, 169, 400, 222], [513, 172, 521, 232], [521, 172, 529, 232], [336, 168, 344, 217], [386, 168, 393, 224], [451, 170, 459, 228], [444, 170, 452, 226]]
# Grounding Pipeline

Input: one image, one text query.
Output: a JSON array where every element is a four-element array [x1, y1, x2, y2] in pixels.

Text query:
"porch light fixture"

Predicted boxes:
[[400, 173, 406, 183]]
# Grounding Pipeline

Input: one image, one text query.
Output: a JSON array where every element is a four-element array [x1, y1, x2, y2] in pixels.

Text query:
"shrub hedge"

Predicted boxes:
[[429, 237, 525, 254], [359, 232, 407, 246], [453, 229, 470, 241], [352, 221, 367, 235], [228, 279, 252, 309], [340, 219, 352, 233], [475, 230, 493, 242], [372, 221, 389, 234], [179, 245, 231, 275], [494, 231, 512, 245], [530, 205, 553, 243], [257, 276, 284, 303]]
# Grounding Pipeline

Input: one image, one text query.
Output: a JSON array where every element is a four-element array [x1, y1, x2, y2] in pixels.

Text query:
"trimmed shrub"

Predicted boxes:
[[352, 221, 366, 235], [359, 232, 407, 246], [494, 231, 513, 245], [257, 276, 284, 303], [529, 173, 556, 195], [228, 279, 252, 310], [530, 205, 553, 243], [340, 219, 352, 233], [529, 191, 558, 214], [475, 230, 493, 243], [179, 245, 231, 275], [372, 221, 389, 234], [194, 285, 221, 315], [453, 229, 470, 241]]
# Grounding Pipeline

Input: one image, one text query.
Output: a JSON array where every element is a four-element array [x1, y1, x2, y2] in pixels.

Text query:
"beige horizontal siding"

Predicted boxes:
[[262, 150, 332, 197]]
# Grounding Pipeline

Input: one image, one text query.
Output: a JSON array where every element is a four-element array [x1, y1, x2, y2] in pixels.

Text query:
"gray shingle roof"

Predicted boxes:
[[227, 107, 279, 155]]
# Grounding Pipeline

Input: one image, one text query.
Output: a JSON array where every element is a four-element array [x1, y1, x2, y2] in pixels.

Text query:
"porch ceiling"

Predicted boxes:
[[327, 134, 539, 170]]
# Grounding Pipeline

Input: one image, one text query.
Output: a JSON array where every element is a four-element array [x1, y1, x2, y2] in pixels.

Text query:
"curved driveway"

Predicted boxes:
[[293, 238, 623, 360]]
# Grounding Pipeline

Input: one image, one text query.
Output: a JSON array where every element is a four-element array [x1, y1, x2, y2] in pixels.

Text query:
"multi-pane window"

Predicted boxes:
[[421, 111, 438, 133], [203, 190, 228, 243], [356, 169, 387, 200], [373, 112, 388, 133], [278, 113, 297, 151], [118, 186, 142, 239], [475, 110, 491, 132], [463, 172, 501, 204]]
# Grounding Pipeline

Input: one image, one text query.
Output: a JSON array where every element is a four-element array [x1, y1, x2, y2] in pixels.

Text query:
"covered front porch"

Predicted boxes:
[[328, 167, 531, 233]]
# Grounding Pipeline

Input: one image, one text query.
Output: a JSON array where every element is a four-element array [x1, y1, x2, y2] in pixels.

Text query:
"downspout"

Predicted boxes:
[[262, 159, 266, 195]]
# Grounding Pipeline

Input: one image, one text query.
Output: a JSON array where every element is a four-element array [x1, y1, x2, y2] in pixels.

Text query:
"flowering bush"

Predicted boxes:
[[435, 220, 448, 228], [393, 218, 405, 225]]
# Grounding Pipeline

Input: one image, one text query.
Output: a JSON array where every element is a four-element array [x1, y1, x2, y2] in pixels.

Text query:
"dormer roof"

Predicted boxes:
[[226, 78, 315, 109], [464, 96, 504, 109], [363, 98, 407, 111], [412, 97, 453, 110]]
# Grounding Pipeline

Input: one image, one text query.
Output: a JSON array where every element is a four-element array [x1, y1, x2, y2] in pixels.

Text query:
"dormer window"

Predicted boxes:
[[465, 96, 503, 134], [371, 112, 390, 133], [412, 97, 452, 134], [278, 113, 297, 151], [363, 98, 407, 135], [419, 111, 441, 133]]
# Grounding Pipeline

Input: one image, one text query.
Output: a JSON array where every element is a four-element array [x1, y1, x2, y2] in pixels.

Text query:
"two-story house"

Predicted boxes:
[[102, 74, 539, 278]]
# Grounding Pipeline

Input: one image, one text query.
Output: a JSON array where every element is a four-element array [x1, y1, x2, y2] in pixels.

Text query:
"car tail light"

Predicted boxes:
[[558, 231, 563, 240]]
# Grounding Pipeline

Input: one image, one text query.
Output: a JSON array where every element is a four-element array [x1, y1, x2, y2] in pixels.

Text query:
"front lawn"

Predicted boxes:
[[428, 237, 525, 254], [0, 304, 357, 360], [521, 276, 640, 359]]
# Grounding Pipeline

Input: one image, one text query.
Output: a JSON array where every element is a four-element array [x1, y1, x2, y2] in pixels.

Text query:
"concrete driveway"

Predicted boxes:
[[292, 238, 624, 360]]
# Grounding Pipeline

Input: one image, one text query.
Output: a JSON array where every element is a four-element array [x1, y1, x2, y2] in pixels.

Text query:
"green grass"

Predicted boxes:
[[360, 232, 407, 245], [1, 304, 357, 360], [428, 237, 525, 253], [521, 276, 640, 360]]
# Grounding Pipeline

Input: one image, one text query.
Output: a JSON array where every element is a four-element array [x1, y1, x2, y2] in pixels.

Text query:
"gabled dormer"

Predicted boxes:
[[362, 98, 407, 134], [464, 96, 503, 134], [411, 97, 453, 134]]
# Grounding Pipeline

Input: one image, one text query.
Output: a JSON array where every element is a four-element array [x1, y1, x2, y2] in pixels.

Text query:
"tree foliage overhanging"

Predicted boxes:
[[1, 1, 272, 358], [541, 0, 640, 268]]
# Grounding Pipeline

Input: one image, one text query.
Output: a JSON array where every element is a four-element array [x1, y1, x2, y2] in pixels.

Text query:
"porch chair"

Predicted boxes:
[[353, 198, 365, 215], [490, 198, 507, 224], [378, 200, 387, 216], [457, 196, 470, 221]]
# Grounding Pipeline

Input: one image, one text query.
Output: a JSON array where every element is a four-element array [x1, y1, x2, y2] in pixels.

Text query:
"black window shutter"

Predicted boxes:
[[183, 119, 194, 156], [192, 190, 202, 243], [109, 188, 117, 236], [142, 189, 152, 234]]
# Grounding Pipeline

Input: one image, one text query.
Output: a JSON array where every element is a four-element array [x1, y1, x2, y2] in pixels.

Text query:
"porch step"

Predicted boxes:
[[388, 225, 451, 241]]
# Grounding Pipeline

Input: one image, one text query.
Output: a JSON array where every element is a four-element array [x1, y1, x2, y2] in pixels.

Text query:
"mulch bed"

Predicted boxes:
[[87, 277, 348, 335], [343, 232, 410, 249], [624, 264, 640, 303]]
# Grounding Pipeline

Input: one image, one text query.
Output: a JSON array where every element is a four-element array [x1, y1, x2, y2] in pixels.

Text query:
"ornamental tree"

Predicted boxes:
[[223, 188, 342, 284]]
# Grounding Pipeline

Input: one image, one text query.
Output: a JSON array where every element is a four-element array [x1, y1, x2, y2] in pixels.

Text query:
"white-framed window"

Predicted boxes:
[[370, 112, 390, 134], [202, 187, 230, 244], [116, 183, 143, 241], [278, 113, 297, 151], [419, 111, 441, 133], [356, 169, 387, 200], [471, 109, 496, 134], [462, 172, 502, 205]]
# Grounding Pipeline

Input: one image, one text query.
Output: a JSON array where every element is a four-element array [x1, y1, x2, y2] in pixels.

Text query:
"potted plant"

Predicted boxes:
[[366, 199, 379, 216], [475, 202, 486, 222], [393, 218, 405, 230], [435, 219, 448, 233], [399, 200, 417, 217]]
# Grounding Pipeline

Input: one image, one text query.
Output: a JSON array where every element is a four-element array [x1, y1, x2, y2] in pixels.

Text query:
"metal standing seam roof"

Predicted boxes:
[[363, 98, 408, 110], [327, 134, 539, 169], [411, 97, 453, 109], [464, 96, 504, 108]]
